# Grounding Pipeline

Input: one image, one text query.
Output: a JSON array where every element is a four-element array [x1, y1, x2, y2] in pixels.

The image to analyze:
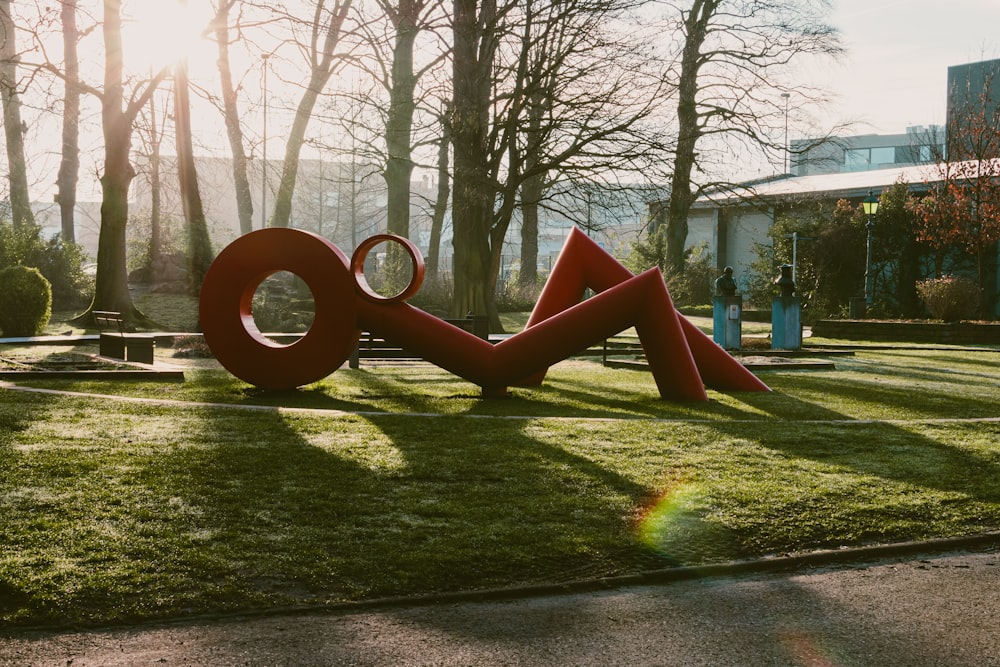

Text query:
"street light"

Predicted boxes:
[[261, 54, 270, 229], [862, 190, 880, 308], [781, 92, 790, 173]]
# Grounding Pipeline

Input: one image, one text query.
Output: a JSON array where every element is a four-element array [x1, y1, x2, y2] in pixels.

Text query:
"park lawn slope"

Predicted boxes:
[[0, 348, 998, 628]]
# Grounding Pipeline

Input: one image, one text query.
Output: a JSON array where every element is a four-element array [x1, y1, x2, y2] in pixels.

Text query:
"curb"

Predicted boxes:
[[314, 530, 1000, 612], [13, 531, 997, 636]]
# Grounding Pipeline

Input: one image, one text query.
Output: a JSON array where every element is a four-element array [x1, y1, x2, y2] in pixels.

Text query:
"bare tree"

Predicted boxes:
[[86, 0, 170, 324], [426, 102, 450, 280], [450, 0, 497, 318], [380, 0, 421, 240], [662, 0, 843, 274], [451, 0, 671, 326], [56, 0, 80, 243], [210, 0, 255, 236], [134, 83, 168, 280], [173, 53, 213, 297], [269, 0, 354, 229], [362, 0, 447, 240], [0, 0, 36, 228]]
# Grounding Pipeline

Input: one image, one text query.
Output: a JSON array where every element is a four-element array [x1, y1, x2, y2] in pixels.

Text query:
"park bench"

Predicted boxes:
[[348, 313, 490, 369], [94, 310, 155, 364]]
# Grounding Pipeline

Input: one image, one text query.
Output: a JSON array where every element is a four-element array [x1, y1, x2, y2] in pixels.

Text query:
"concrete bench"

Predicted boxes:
[[94, 310, 155, 364]]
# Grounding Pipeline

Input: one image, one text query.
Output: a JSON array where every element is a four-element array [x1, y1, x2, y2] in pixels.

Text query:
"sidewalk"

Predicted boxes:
[[3, 542, 998, 666]]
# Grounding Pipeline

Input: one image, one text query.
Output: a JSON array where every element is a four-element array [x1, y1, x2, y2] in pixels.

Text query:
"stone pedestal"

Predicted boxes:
[[713, 295, 742, 350], [772, 296, 802, 350]]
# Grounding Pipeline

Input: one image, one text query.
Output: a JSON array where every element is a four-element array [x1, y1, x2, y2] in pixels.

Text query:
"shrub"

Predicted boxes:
[[916, 275, 982, 321], [0, 265, 52, 336], [662, 243, 715, 307], [495, 271, 542, 313], [409, 275, 454, 316], [250, 273, 314, 333], [0, 222, 91, 310]]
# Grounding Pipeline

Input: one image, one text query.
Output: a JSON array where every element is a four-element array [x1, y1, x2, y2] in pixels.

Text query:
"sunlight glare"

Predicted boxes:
[[124, 1, 213, 72]]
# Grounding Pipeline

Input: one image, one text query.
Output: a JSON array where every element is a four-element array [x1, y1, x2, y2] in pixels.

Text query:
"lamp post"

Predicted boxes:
[[781, 92, 790, 173], [862, 190, 880, 308], [260, 54, 270, 229]]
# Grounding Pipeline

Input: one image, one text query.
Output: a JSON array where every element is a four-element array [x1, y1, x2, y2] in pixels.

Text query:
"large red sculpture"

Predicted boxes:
[[199, 227, 769, 400]]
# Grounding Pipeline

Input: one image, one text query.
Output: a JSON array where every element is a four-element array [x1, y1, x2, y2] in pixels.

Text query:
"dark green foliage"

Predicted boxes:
[[626, 234, 715, 307], [663, 243, 715, 307], [250, 273, 314, 333], [916, 275, 983, 321], [745, 200, 866, 317], [0, 265, 52, 336], [875, 180, 926, 317], [0, 221, 92, 310], [624, 226, 668, 275]]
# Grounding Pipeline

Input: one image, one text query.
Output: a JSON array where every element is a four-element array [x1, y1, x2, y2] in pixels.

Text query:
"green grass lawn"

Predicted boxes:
[[1, 343, 999, 629]]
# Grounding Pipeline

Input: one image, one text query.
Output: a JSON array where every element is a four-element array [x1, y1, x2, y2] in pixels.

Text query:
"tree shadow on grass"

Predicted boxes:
[[707, 386, 1000, 553], [0, 387, 62, 621], [1, 399, 696, 627], [768, 369, 1000, 420], [840, 351, 1000, 390]]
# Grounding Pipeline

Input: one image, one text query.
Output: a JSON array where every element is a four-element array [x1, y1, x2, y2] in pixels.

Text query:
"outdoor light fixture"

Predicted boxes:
[[862, 190, 880, 218], [863, 190, 880, 308], [260, 53, 270, 230], [781, 92, 791, 173]]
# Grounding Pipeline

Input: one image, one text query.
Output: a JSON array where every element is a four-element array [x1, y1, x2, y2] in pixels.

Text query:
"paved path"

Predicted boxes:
[[3, 548, 998, 666]]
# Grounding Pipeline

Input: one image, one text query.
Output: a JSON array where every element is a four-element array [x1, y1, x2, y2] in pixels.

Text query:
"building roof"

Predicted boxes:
[[693, 161, 981, 209]]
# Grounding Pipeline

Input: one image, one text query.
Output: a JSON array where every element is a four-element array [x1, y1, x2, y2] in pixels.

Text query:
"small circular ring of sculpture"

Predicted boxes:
[[351, 234, 426, 303]]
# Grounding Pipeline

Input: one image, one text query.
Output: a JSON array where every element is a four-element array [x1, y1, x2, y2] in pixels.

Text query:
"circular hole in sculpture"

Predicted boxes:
[[251, 271, 315, 344], [355, 239, 417, 300]]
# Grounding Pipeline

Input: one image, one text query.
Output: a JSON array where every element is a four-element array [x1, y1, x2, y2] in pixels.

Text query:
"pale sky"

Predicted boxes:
[[21, 0, 1000, 205], [815, 0, 1000, 135]]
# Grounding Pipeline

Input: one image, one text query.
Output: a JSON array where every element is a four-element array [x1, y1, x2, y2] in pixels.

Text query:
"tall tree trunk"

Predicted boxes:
[[174, 55, 213, 297], [518, 177, 540, 290], [95, 137, 136, 317], [384, 1, 419, 239], [270, 0, 352, 229], [92, 0, 137, 319], [426, 105, 450, 280], [0, 0, 35, 228], [451, 0, 496, 319], [57, 0, 80, 243], [271, 83, 318, 228], [147, 90, 162, 279], [214, 1, 254, 235], [83, 0, 165, 326], [666, 0, 716, 275], [518, 92, 545, 291], [382, 1, 421, 292]]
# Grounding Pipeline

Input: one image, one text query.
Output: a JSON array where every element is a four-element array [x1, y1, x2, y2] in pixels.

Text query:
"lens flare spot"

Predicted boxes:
[[637, 483, 743, 565]]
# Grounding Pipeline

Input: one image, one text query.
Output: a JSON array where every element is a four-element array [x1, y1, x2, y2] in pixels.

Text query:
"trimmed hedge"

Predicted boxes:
[[0, 265, 52, 337]]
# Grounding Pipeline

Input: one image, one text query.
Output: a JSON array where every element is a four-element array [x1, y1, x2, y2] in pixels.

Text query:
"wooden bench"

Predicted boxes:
[[348, 314, 491, 369], [94, 311, 155, 364]]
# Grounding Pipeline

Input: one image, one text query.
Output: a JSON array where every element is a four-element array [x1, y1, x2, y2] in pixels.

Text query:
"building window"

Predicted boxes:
[[845, 148, 869, 170], [870, 146, 895, 167]]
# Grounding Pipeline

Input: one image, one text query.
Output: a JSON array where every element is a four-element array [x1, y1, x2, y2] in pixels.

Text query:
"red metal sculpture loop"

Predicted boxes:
[[351, 234, 425, 303], [199, 227, 770, 400]]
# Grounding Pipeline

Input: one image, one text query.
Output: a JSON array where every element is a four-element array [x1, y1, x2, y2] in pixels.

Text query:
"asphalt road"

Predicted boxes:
[[3, 548, 999, 666]]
